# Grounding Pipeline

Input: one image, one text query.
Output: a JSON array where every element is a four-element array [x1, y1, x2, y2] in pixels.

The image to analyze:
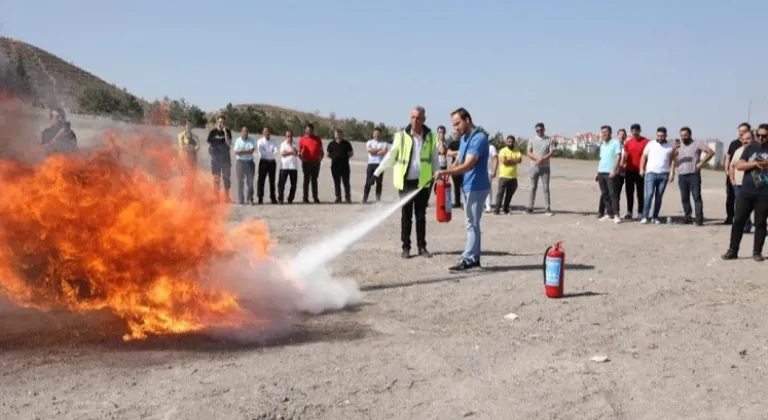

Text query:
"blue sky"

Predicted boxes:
[[3, 0, 766, 141]]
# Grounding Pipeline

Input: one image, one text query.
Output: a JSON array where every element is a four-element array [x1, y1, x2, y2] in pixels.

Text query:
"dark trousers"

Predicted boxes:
[[678, 172, 703, 220], [400, 179, 430, 250], [210, 149, 232, 191], [278, 169, 298, 203], [494, 178, 518, 213], [726, 176, 735, 221], [734, 186, 754, 231], [597, 173, 620, 217], [257, 159, 277, 201], [451, 174, 463, 205], [624, 171, 644, 215], [729, 193, 768, 255], [302, 161, 320, 201], [235, 160, 255, 204], [363, 163, 383, 202], [331, 164, 351, 201], [599, 174, 625, 216]]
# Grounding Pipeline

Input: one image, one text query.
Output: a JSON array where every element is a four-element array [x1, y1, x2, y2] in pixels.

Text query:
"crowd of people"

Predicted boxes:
[[37, 107, 768, 268]]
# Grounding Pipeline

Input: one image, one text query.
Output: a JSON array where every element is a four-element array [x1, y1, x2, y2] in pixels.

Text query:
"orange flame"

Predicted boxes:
[[0, 101, 280, 341]]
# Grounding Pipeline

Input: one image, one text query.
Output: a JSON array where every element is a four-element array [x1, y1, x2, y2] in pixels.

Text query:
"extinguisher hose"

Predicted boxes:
[[543, 245, 553, 285]]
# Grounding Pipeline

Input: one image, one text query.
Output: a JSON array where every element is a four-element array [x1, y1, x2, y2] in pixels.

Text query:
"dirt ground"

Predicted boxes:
[[2, 131, 767, 420]]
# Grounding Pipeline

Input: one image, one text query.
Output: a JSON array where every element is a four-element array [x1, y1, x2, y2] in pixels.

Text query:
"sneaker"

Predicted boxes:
[[448, 259, 481, 272], [613, 216, 622, 224], [652, 218, 662, 224], [623, 213, 633, 220], [401, 249, 410, 259], [599, 215, 611, 221], [721, 249, 738, 260], [544, 208, 554, 216], [754, 254, 765, 262], [640, 218, 648, 224]]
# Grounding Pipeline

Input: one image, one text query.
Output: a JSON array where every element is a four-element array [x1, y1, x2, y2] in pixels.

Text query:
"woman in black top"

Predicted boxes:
[[723, 123, 768, 261]]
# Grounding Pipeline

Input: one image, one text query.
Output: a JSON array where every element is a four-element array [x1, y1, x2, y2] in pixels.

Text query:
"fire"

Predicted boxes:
[[0, 112, 281, 341]]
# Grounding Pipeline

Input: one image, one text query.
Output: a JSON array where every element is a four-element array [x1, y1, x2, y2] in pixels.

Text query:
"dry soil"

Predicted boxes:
[[1, 123, 767, 420]]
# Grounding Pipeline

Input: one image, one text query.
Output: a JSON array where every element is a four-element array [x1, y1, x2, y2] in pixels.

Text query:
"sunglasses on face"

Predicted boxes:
[[757, 134, 767, 139]]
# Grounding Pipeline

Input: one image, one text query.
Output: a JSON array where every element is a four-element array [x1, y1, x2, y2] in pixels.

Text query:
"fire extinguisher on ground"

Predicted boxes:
[[434, 177, 452, 223], [543, 242, 565, 298]]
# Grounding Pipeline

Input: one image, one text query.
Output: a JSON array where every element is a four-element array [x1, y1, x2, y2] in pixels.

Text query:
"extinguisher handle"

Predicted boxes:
[[543, 245, 553, 284]]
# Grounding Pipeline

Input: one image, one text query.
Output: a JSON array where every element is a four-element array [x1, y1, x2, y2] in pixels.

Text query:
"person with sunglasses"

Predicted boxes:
[[722, 124, 768, 261]]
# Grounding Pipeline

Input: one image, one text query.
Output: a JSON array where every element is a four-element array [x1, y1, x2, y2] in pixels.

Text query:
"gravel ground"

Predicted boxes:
[[2, 121, 767, 420]]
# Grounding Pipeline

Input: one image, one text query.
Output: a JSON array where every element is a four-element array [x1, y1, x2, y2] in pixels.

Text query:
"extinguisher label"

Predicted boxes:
[[445, 187, 452, 213], [545, 257, 561, 287]]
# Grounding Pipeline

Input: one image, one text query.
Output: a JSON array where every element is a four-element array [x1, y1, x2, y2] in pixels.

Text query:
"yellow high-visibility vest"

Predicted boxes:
[[392, 130, 435, 190]]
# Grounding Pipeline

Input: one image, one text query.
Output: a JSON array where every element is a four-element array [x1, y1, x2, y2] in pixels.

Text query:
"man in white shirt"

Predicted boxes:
[[639, 126, 675, 224], [278, 129, 300, 204], [362, 128, 389, 203], [232, 126, 257, 205], [256, 127, 279, 204], [485, 143, 498, 212]]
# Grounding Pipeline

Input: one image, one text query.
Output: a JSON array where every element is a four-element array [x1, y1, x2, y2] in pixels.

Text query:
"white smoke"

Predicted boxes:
[[204, 189, 421, 343]]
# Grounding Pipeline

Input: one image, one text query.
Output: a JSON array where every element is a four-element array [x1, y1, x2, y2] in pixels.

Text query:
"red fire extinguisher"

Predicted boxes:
[[435, 177, 452, 223], [543, 242, 565, 298]]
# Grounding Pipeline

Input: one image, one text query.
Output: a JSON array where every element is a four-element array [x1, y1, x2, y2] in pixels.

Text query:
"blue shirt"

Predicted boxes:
[[233, 136, 256, 161], [597, 139, 622, 173], [458, 128, 490, 192]]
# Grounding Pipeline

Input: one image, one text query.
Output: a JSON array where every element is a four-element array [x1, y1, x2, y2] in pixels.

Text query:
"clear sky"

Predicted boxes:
[[3, 0, 766, 141]]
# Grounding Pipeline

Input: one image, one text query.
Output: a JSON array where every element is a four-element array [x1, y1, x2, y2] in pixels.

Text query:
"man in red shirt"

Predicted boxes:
[[621, 123, 650, 220], [298, 123, 324, 203]]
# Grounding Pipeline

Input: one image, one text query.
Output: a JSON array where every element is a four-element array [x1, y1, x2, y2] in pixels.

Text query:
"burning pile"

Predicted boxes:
[[0, 102, 282, 341]]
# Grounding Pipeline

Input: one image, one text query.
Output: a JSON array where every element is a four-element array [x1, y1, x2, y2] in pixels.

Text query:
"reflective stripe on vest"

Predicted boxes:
[[392, 130, 435, 190]]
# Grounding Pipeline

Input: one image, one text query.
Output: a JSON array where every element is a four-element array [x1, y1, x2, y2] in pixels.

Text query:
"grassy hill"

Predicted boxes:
[[0, 36, 148, 112], [0, 37, 393, 137]]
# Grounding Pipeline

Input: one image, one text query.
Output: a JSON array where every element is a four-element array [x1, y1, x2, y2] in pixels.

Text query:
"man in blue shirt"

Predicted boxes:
[[434, 107, 490, 271], [595, 125, 623, 223]]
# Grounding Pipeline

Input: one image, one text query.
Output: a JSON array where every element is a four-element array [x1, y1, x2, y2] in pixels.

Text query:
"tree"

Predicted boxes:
[[120, 93, 145, 121], [78, 87, 123, 115]]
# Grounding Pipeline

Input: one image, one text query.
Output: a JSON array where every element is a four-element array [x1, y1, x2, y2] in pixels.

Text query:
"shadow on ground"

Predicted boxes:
[[361, 263, 595, 292], [432, 250, 537, 257], [0, 307, 372, 353]]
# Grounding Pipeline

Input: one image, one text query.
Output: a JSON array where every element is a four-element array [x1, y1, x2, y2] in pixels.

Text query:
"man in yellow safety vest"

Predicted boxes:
[[373, 105, 441, 259]]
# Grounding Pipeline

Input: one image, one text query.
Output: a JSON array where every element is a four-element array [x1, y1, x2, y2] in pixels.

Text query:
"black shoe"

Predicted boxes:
[[448, 259, 480, 272], [345, 198, 352, 204], [334, 198, 342, 203], [401, 249, 410, 259], [754, 254, 765, 262], [418, 248, 432, 258], [257, 199, 263, 205], [683, 217, 693, 225], [721, 250, 738, 260], [314, 199, 321, 204], [271, 199, 278, 205], [722, 218, 733, 225], [525, 208, 534, 214], [278, 199, 284, 204], [303, 198, 310, 204], [695, 219, 704, 226]]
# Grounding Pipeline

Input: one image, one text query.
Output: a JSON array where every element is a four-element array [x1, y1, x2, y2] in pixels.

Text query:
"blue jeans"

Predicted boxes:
[[734, 185, 753, 231], [642, 172, 669, 219], [462, 188, 490, 263]]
